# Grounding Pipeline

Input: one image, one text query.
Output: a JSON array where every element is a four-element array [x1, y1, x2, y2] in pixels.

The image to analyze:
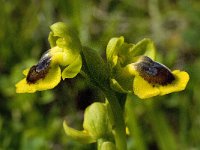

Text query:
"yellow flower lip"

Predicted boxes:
[[16, 65, 61, 93], [127, 56, 190, 99], [133, 70, 189, 99], [134, 56, 175, 86]]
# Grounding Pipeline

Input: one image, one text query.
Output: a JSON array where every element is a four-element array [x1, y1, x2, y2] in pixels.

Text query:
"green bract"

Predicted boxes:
[[82, 47, 110, 89]]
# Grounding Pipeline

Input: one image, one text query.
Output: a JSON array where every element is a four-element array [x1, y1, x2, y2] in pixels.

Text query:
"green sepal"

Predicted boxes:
[[106, 36, 137, 68], [130, 38, 156, 60], [48, 22, 81, 54], [63, 121, 95, 143], [81, 47, 110, 88], [62, 54, 82, 79], [106, 36, 124, 68], [106, 37, 156, 67]]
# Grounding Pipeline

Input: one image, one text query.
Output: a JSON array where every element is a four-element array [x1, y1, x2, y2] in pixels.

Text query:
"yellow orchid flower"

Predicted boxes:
[[16, 22, 82, 93]]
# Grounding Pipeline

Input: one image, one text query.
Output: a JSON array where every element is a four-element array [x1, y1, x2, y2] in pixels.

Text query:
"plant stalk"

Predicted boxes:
[[103, 89, 127, 150]]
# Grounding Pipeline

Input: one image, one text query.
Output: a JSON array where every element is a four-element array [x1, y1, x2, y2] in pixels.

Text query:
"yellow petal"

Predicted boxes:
[[22, 68, 30, 76], [16, 66, 61, 93], [133, 75, 160, 99], [16, 78, 36, 93], [159, 70, 189, 95]]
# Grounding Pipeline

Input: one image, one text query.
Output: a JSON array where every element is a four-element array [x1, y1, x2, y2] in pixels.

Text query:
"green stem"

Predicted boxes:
[[103, 89, 127, 150]]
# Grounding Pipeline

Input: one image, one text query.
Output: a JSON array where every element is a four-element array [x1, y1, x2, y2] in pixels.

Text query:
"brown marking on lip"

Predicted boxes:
[[134, 56, 175, 85], [26, 53, 51, 84], [26, 65, 50, 84]]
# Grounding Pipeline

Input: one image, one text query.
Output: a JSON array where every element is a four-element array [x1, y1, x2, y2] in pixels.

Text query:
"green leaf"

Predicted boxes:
[[82, 47, 110, 88]]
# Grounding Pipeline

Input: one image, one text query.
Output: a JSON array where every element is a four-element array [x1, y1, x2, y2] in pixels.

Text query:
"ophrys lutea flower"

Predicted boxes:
[[16, 22, 82, 93], [106, 36, 189, 99]]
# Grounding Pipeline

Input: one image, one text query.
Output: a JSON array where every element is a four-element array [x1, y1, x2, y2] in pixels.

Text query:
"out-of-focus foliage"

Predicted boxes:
[[0, 0, 199, 149]]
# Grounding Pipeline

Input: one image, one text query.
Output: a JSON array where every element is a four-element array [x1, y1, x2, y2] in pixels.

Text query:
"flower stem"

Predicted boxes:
[[103, 88, 127, 150]]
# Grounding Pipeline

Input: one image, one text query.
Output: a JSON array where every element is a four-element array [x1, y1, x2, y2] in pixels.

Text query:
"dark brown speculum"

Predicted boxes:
[[26, 65, 50, 84], [26, 54, 51, 84], [134, 56, 175, 85]]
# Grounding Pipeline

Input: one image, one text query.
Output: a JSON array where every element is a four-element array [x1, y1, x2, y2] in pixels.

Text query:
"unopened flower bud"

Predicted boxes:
[[83, 102, 112, 140]]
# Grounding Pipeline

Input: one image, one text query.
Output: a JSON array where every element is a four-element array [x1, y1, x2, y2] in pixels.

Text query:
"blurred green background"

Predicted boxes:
[[0, 0, 200, 149]]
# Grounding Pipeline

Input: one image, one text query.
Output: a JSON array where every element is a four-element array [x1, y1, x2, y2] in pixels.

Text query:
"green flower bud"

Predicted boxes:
[[83, 102, 112, 140]]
